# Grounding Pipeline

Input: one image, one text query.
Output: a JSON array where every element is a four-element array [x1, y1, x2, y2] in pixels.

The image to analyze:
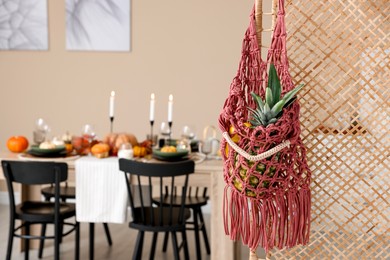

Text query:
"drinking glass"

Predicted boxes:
[[82, 124, 96, 154], [33, 118, 50, 144], [181, 125, 196, 140], [179, 125, 196, 152], [160, 122, 171, 146], [199, 140, 212, 159]]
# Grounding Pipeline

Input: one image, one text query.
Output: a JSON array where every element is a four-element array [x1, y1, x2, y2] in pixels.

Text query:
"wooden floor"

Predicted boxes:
[[0, 204, 212, 260]]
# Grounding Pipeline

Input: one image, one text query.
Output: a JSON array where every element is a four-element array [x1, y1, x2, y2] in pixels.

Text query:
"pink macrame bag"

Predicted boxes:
[[218, 0, 311, 253]]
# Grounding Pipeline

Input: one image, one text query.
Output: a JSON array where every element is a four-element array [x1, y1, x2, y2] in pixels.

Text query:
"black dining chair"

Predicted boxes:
[[1, 160, 80, 260], [161, 186, 211, 260], [38, 183, 113, 258], [119, 158, 194, 260]]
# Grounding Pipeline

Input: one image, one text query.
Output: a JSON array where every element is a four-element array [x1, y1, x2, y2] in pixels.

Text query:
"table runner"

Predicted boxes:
[[75, 156, 128, 223]]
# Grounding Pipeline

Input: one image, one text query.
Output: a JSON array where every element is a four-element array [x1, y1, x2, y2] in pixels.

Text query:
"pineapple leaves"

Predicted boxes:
[[247, 64, 304, 127], [268, 64, 281, 106], [283, 83, 304, 104], [250, 92, 265, 113], [265, 87, 274, 108], [271, 99, 285, 115]]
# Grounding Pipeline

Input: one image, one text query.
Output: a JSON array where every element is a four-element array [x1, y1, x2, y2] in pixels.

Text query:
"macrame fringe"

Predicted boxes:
[[223, 186, 311, 253]]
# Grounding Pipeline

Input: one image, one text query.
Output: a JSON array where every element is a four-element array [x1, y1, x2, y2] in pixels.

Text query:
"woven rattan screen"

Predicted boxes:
[[263, 0, 389, 259]]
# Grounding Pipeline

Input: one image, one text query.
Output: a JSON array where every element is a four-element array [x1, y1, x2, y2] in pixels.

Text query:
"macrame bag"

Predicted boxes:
[[218, 0, 311, 253]]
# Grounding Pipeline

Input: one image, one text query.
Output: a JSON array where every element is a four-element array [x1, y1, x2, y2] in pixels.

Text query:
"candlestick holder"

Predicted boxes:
[[168, 121, 172, 144], [149, 120, 154, 145], [110, 117, 114, 133]]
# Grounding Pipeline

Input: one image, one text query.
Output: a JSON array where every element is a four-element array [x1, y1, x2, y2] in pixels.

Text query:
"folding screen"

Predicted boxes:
[[268, 0, 389, 258]]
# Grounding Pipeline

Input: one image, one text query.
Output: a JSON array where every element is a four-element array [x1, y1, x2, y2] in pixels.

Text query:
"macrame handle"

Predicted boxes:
[[222, 132, 290, 161]]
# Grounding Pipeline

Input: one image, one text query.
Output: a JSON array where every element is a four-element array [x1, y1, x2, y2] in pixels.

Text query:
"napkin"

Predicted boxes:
[[75, 156, 128, 223]]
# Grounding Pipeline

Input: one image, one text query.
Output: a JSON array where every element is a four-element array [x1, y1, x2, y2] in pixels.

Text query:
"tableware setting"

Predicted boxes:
[[27, 144, 67, 157], [6, 93, 221, 165], [152, 147, 189, 161]]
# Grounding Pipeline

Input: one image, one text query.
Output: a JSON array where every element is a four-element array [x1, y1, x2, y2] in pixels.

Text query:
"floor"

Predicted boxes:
[[0, 204, 212, 260]]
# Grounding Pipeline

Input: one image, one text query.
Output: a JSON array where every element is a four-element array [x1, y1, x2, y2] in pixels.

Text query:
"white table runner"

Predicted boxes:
[[75, 156, 128, 223]]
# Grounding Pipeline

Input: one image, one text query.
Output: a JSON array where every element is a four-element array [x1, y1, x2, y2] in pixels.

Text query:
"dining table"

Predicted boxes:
[[0, 151, 241, 260]]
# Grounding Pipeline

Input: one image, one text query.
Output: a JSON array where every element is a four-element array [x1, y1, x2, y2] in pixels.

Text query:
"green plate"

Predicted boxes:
[[28, 145, 66, 157], [152, 148, 189, 161]]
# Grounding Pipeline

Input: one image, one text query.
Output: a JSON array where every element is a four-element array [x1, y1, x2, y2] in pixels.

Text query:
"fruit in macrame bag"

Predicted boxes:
[[225, 122, 251, 156], [230, 64, 303, 196], [248, 64, 304, 127]]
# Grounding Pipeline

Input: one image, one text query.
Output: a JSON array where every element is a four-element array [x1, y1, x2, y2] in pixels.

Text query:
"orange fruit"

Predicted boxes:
[[7, 136, 29, 153], [65, 143, 74, 154]]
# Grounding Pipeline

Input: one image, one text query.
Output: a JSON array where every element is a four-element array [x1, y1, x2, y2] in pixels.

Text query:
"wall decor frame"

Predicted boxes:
[[0, 0, 48, 51], [66, 0, 131, 52]]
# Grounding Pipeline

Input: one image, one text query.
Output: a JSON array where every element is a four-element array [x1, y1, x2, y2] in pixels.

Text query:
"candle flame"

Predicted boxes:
[[169, 94, 173, 101], [111, 91, 115, 97], [151, 93, 155, 100]]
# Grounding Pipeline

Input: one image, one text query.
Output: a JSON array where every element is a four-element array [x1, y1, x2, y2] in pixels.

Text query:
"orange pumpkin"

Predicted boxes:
[[103, 133, 138, 156], [91, 143, 110, 158], [7, 136, 29, 153], [133, 145, 147, 157]]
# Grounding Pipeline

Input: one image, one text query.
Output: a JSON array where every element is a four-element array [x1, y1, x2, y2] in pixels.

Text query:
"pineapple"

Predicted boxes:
[[229, 64, 304, 197], [248, 64, 304, 127]]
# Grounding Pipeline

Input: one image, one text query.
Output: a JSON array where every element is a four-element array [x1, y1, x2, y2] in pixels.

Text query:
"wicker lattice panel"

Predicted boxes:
[[266, 0, 389, 259]]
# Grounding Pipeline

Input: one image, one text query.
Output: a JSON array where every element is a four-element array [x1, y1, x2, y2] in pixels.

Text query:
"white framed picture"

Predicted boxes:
[[66, 0, 130, 52], [0, 0, 48, 51]]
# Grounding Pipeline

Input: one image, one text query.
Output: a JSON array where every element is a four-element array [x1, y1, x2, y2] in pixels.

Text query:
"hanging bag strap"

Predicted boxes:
[[222, 132, 290, 161]]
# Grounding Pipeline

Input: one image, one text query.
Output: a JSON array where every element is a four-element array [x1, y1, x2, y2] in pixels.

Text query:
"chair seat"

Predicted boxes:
[[41, 186, 76, 200], [130, 207, 191, 232], [16, 201, 76, 222], [155, 196, 209, 208]]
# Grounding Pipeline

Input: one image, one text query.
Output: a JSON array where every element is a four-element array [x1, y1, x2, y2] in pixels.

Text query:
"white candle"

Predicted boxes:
[[109, 91, 115, 118], [149, 93, 155, 121], [168, 94, 173, 122]]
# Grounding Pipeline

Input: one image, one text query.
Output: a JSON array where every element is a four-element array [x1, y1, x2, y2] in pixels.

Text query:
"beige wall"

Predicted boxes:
[[0, 0, 256, 149]]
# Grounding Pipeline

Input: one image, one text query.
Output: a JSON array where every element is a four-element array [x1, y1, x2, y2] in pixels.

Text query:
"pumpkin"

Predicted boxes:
[[103, 133, 138, 156], [7, 136, 29, 153], [91, 143, 110, 158], [133, 145, 147, 157]]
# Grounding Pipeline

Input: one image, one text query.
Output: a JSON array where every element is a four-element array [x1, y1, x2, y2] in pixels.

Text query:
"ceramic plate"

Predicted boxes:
[[152, 148, 189, 161], [28, 145, 66, 157]]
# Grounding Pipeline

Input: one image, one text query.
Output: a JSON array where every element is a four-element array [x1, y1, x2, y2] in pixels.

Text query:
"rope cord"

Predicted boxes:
[[222, 132, 290, 161]]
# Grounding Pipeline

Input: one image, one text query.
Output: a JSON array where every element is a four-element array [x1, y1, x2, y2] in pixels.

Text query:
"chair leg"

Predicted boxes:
[[89, 223, 95, 260], [133, 231, 144, 260], [38, 223, 47, 258], [103, 223, 113, 246], [59, 221, 64, 243], [39, 195, 51, 258], [171, 231, 180, 260], [24, 223, 30, 260], [75, 222, 80, 260], [193, 208, 202, 260], [182, 230, 190, 260], [55, 221, 60, 260], [162, 232, 169, 252], [6, 219, 15, 260], [198, 208, 211, 254], [149, 232, 158, 260]]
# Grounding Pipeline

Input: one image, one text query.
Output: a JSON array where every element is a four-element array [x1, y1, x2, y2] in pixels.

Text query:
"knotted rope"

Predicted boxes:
[[218, 0, 311, 254]]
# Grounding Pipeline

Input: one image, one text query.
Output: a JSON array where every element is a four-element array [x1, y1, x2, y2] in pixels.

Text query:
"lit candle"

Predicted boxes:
[[109, 91, 115, 118], [149, 93, 155, 121], [168, 94, 173, 122]]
